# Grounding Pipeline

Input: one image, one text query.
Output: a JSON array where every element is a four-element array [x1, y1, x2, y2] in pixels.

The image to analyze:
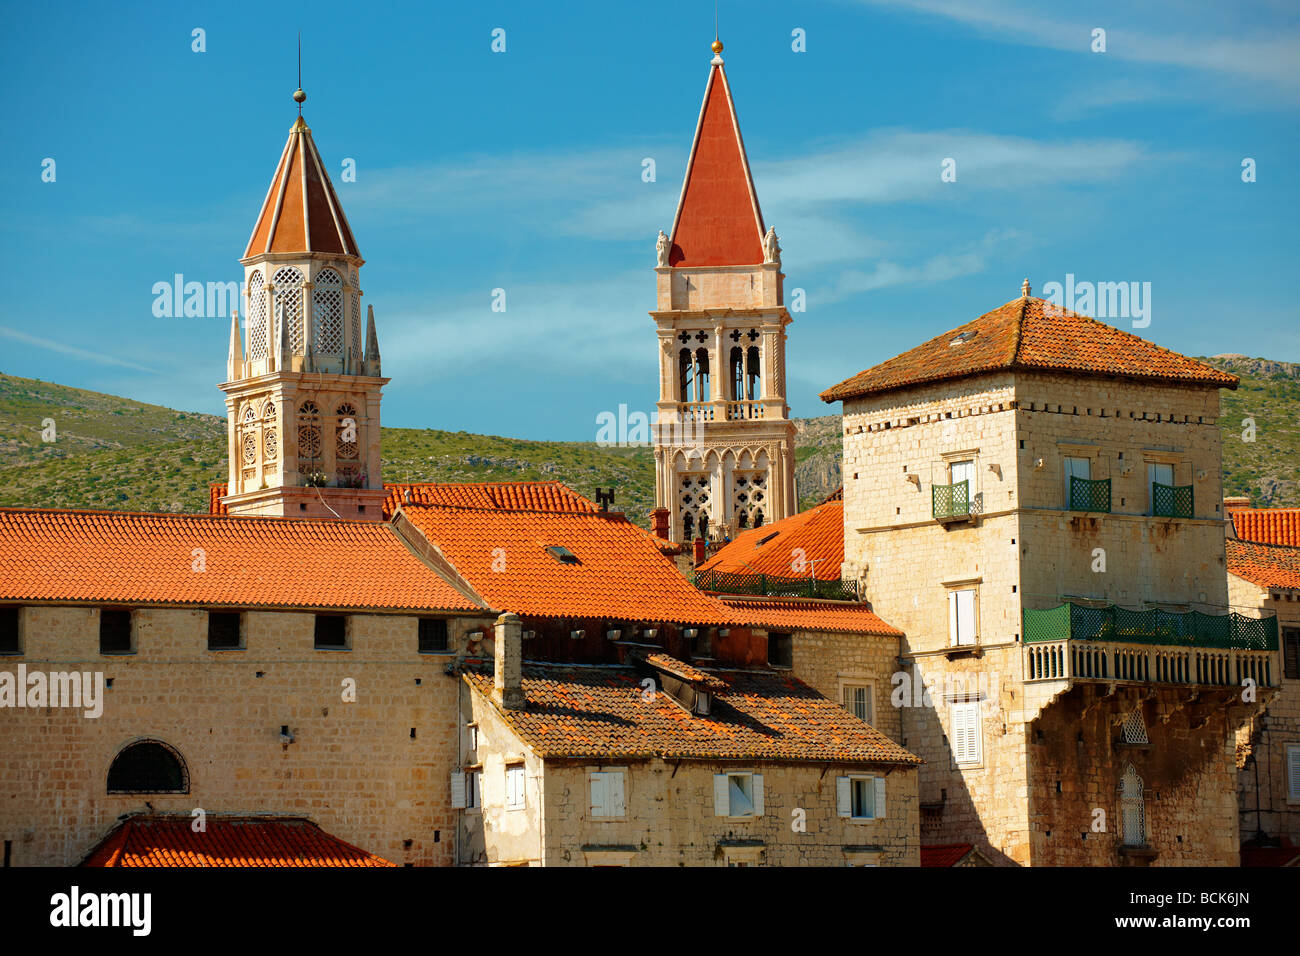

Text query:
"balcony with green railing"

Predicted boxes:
[[1152, 482, 1194, 518], [932, 479, 971, 522], [1069, 476, 1112, 513], [1023, 602, 1278, 688]]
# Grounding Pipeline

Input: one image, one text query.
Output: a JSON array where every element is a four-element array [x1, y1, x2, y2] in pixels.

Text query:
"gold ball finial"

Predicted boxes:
[[711, 39, 723, 54], [293, 88, 307, 104]]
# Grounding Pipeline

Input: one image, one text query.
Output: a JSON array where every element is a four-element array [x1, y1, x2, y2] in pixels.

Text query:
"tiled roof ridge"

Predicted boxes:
[[0, 504, 384, 526], [401, 502, 621, 518]]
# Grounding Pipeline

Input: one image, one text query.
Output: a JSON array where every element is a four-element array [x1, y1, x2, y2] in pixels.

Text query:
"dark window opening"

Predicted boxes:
[[99, 610, 132, 655], [545, 545, 580, 565], [746, 345, 760, 400], [107, 740, 188, 793], [695, 348, 711, 401], [419, 617, 449, 653], [0, 607, 19, 654], [678, 349, 694, 403], [314, 615, 347, 649], [207, 612, 242, 650], [1284, 628, 1300, 681], [683, 514, 695, 540], [769, 632, 793, 669]]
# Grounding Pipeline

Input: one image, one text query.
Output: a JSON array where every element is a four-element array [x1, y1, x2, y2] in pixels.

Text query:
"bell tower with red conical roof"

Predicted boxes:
[[652, 39, 797, 544], [218, 87, 388, 521]]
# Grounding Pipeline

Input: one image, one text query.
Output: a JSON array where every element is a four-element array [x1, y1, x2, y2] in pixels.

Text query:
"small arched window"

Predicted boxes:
[[298, 401, 322, 466], [679, 349, 694, 403], [107, 740, 189, 794], [312, 268, 344, 354], [695, 348, 710, 401], [1120, 764, 1145, 846], [730, 347, 744, 401], [746, 346, 760, 400]]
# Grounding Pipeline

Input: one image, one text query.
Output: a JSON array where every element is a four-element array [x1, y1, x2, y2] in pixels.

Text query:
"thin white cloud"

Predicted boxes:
[[0, 326, 158, 373], [855, 0, 1300, 96]]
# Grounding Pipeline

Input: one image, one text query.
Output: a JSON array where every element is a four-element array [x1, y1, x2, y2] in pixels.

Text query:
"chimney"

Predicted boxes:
[[650, 507, 670, 540], [693, 537, 707, 566], [1224, 496, 1252, 512], [493, 612, 526, 711]]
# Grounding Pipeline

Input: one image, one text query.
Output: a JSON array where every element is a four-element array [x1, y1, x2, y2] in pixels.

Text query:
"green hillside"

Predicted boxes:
[[0, 355, 1296, 522]]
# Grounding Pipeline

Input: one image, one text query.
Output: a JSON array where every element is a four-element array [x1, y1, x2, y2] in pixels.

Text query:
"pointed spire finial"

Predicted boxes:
[[711, 38, 723, 64], [1021, 277, 1031, 298], [227, 308, 244, 380], [293, 32, 306, 114]]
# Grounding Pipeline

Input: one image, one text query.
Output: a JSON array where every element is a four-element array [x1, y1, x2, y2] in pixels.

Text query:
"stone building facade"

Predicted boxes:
[[822, 289, 1279, 865]]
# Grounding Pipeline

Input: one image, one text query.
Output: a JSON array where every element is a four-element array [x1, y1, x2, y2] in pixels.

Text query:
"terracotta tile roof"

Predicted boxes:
[[668, 59, 765, 267], [462, 661, 920, 765], [1231, 508, 1300, 548], [821, 295, 1239, 403], [209, 482, 229, 516], [698, 500, 843, 580], [244, 117, 359, 259], [720, 597, 903, 637], [385, 481, 598, 515], [1226, 538, 1300, 590], [0, 506, 483, 612], [398, 505, 735, 625], [642, 651, 728, 689], [82, 815, 394, 867], [921, 843, 976, 867]]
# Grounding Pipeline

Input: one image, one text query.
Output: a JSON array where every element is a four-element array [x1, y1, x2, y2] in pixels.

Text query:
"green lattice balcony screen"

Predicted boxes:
[[692, 569, 862, 602], [1152, 482, 1194, 518], [1069, 476, 1112, 512], [1023, 603, 1278, 651], [932, 480, 970, 519]]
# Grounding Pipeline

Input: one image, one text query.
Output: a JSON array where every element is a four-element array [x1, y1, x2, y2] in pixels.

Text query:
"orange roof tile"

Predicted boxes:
[[642, 651, 728, 689], [921, 843, 977, 867], [720, 597, 903, 637], [0, 507, 483, 612], [398, 505, 734, 625], [82, 815, 394, 867], [385, 480, 598, 515], [209, 482, 229, 516], [698, 500, 844, 580], [463, 661, 919, 765], [244, 117, 359, 259], [1232, 508, 1300, 548], [668, 58, 765, 267], [821, 296, 1239, 403], [1226, 538, 1300, 590]]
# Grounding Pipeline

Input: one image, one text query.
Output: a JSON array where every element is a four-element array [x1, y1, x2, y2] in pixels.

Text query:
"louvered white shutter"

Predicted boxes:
[[836, 777, 851, 817], [609, 771, 626, 816], [450, 771, 466, 809], [589, 772, 605, 816], [953, 702, 982, 764], [752, 774, 764, 816], [948, 591, 959, 647], [713, 774, 729, 816], [1288, 746, 1300, 801], [874, 777, 887, 819]]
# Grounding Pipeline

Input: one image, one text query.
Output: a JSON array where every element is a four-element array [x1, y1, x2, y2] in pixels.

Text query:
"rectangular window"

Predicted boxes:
[[207, 612, 242, 650], [1147, 462, 1174, 514], [418, 617, 449, 653], [466, 770, 481, 809], [589, 770, 627, 818], [1288, 745, 1300, 802], [314, 615, 347, 649], [99, 610, 132, 655], [1282, 628, 1300, 681], [951, 701, 983, 766], [0, 607, 19, 655], [1063, 456, 1091, 507], [714, 772, 764, 818], [837, 775, 887, 820], [842, 683, 874, 725], [948, 589, 977, 646], [505, 765, 526, 810], [768, 632, 793, 668]]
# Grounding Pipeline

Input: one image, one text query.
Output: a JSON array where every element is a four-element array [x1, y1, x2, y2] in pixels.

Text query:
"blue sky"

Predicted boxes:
[[1, 0, 1297, 440]]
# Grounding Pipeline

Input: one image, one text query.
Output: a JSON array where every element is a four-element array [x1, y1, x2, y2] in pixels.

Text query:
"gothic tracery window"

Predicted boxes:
[[297, 401, 322, 472], [732, 471, 767, 530], [336, 403, 359, 460], [272, 266, 305, 354], [312, 267, 344, 354], [246, 271, 267, 362], [679, 473, 710, 541]]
